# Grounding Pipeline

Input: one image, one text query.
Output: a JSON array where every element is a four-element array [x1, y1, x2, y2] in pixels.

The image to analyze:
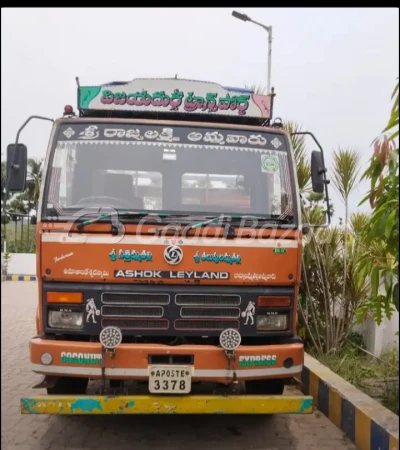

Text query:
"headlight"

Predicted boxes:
[[256, 314, 288, 331], [48, 310, 84, 330]]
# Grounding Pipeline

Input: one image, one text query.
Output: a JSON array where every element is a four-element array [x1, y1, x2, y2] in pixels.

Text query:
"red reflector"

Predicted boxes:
[[257, 296, 290, 307]]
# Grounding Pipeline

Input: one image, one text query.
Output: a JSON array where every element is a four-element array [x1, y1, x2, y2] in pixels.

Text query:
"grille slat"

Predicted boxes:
[[102, 306, 163, 318], [175, 294, 240, 306], [102, 293, 170, 305], [180, 307, 240, 318], [102, 318, 168, 330], [175, 319, 239, 330]]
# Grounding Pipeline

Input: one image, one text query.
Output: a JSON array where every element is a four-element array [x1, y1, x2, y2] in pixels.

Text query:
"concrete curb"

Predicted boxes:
[[302, 353, 399, 450], [1, 275, 37, 281]]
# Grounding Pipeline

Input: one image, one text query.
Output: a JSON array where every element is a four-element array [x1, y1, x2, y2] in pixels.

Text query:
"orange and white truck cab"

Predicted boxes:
[[6, 78, 330, 415]]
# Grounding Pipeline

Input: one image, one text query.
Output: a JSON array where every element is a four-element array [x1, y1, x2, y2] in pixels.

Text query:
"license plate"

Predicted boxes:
[[148, 365, 192, 394]]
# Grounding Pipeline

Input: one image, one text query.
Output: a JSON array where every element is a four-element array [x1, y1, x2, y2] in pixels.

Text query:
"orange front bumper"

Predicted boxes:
[[30, 338, 303, 383]]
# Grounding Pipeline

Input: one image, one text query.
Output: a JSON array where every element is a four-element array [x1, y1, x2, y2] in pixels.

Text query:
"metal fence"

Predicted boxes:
[[1, 213, 36, 254]]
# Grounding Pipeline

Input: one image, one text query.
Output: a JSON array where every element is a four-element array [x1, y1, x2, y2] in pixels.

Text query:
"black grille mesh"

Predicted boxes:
[[102, 306, 163, 317], [180, 307, 240, 318], [102, 319, 168, 330], [175, 319, 239, 330], [102, 293, 169, 305], [175, 295, 240, 306]]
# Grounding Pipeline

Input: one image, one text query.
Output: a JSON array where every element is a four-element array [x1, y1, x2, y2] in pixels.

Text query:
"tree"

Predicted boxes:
[[8, 194, 28, 218], [297, 148, 366, 355], [243, 82, 372, 352], [357, 80, 399, 324], [1, 160, 6, 199], [331, 148, 361, 345], [1, 156, 42, 253], [279, 115, 366, 353], [25, 158, 43, 214], [1, 160, 10, 233]]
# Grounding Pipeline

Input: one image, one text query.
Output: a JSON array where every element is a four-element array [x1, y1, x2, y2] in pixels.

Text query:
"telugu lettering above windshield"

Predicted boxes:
[[60, 123, 284, 150]]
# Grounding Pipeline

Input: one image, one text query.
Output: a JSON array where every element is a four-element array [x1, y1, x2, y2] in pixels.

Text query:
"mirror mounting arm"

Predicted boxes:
[[290, 131, 332, 228]]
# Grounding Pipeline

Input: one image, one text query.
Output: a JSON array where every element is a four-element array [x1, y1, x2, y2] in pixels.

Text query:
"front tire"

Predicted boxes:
[[245, 378, 284, 395], [46, 377, 88, 395]]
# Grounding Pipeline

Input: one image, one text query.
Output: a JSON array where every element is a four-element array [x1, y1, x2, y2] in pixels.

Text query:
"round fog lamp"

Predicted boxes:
[[219, 328, 241, 351], [41, 353, 53, 365], [100, 326, 123, 349]]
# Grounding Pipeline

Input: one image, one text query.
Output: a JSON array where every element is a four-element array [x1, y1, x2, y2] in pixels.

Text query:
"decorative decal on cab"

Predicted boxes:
[[163, 239, 184, 246], [109, 249, 153, 262], [241, 301, 255, 325], [61, 352, 102, 365], [261, 155, 279, 173], [53, 252, 74, 263], [114, 270, 229, 280], [86, 298, 100, 323], [63, 268, 109, 278], [193, 251, 241, 265], [234, 273, 276, 282], [63, 127, 75, 139], [239, 355, 277, 367]]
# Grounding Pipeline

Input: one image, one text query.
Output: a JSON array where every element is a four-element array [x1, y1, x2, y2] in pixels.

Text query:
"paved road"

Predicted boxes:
[[1, 282, 357, 450]]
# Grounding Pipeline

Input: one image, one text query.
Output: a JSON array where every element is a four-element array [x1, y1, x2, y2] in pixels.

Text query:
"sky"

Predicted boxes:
[[1, 7, 399, 223]]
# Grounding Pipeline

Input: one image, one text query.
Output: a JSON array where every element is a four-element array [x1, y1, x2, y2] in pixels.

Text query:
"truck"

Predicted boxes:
[[6, 77, 330, 415]]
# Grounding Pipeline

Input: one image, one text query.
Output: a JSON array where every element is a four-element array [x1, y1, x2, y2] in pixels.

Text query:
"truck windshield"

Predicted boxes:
[[43, 122, 296, 222]]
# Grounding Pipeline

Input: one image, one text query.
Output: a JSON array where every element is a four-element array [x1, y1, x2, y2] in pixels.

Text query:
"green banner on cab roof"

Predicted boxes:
[[78, 78, 272, 119]]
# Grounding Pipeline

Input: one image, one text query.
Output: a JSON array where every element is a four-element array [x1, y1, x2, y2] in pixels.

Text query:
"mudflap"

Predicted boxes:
[[21, 395, 313, 415]]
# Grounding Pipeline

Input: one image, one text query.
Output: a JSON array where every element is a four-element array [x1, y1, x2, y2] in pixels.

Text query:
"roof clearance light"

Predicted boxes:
[[64, 105, 74, 115]]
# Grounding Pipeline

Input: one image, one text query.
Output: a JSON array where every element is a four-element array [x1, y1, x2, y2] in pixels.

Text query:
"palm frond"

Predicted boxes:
[[331, 148, 361, 202]]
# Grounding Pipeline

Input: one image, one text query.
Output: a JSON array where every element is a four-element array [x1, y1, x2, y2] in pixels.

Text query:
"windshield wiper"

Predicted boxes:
[[189, 215, 259, 229], [76, 211, 170, 231], [189, 215, 293, 229], [76, 211, 294, 233]]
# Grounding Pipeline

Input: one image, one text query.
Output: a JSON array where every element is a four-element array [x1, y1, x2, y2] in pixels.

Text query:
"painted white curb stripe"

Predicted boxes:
[[31, 363, 302, 378], [41, 234, 299, 248]]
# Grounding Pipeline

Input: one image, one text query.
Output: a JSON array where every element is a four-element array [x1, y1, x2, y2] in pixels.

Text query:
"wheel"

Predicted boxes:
[[46, 377, 89, 395], [245, 378, 284, 395]]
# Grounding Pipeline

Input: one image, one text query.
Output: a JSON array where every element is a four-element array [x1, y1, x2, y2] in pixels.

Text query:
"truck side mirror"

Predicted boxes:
[[7, 144, 28, 193], [30, 215, 37, 225], [310, 150, 325, 194]]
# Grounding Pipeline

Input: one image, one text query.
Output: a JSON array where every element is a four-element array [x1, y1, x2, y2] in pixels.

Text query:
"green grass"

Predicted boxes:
[[315, 339, 399, 415], [1, 222, 36, 253]]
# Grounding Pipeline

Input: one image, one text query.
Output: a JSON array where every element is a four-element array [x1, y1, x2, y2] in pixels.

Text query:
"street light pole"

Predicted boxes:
[[232, 11, 273, 94]]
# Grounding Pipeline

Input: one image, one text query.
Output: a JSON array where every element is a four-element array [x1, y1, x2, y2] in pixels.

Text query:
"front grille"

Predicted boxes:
[[180, 307, 240, 318], [102, 306, 163, 318], [102, 293, 170, 305], [102, 318, 168, 330], [175, 294, 241, 306], [174, 319, 240, 330]]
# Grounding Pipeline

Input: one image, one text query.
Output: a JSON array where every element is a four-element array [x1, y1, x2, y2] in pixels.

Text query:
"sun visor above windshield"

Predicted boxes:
[[77, 78, 273, 124]]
